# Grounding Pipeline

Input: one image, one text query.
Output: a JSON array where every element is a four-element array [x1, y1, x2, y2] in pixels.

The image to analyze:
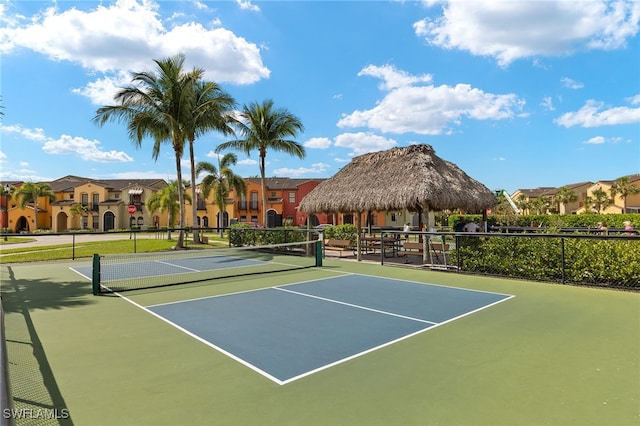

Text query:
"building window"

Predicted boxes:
[[288, 192, 295, 203], [250, 192, 259, 210], [81, 216, 88, 229], [81, 193, 88, 206], [251, 216, 258, 223], [239, 194, 247, 210], [92, 215, 99, 229], [92, 193, 99, 211]]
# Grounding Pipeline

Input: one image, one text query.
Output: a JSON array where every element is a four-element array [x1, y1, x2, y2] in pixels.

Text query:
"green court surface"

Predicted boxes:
[[1, 258, 639, 426]]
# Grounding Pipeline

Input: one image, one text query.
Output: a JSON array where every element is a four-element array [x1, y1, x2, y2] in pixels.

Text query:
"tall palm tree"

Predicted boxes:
[[184, 79, 237, 243], [93, 54, 196, 249], [215, 99, 305, 226], [15, 182, 55, 232], [146, 180, 190, 240], [553, 186, 578, 214], [610, 176, 640, 214], [196, 154, 247, 237]]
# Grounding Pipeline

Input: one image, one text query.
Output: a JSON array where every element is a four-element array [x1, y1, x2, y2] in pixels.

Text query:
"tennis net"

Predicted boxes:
[[92, 239, 322, 294]]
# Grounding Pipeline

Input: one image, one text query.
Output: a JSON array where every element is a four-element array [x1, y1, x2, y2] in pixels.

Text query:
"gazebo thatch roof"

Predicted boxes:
[[299, 144, 496, 214]]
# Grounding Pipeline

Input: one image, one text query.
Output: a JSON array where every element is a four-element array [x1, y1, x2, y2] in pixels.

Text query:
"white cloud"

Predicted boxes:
[[338, 65, 525, 135], [1, 0, 270, 104], [555, 99, 640, 127], [541, 97, 555, 111], [304, 137, 332, 149], [2, 123, 134, 163], [236, 0, 260, 12], [627, 94, 640, 105], [238, 158, 258, 166], [561, 77, 584, 89], [273, 163, 330, 177], [1, 124, 48, 141], [414, 1, 640, 67], [105, 170, 173, 180], [583, 136, 623, 144], [358, 64, 432, 90], [334, 132, 397, 156], [43, 134, 134, 162]]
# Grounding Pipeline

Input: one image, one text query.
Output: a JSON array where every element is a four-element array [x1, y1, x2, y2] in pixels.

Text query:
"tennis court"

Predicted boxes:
[[2, 248, 639, 425]]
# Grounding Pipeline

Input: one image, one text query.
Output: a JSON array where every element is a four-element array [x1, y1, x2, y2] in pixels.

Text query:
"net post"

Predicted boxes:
[[315, 240, 323, 267], [92, 253, 100, 295]]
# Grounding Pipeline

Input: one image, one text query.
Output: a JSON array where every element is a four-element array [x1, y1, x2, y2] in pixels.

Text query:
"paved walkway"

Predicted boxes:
[[0, 232, 164, 250]]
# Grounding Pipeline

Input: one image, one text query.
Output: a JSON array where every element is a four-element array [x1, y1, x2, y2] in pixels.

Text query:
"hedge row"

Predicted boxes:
[[228, 225, 306, 246], [453, 235, 639, 288], [449, 213, 639, 229]]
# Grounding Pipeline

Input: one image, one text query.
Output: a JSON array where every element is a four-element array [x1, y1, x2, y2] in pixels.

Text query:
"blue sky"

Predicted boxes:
[[1, 0, 639, 193]]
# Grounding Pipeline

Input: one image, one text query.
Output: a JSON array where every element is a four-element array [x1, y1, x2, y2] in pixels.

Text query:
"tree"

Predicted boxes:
[[1, 184, 14, 235], [216, 99, 305, 226], [515, 194, 530, 215], [146, 181, 190, 240], [588, 188, 613, 214], [93, 54, 196, 249], [70, 203, 89, 229], [14, 182, 55, 231], [196, 154, 247, 237], [183, 79, 236, 243], [529, 197, 551, 215], [553, 186, 578, 214], [610, 176, 640, 214]]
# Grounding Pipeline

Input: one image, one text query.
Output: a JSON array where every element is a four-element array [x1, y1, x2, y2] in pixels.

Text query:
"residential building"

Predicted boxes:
[[1, 175, 168, 233]]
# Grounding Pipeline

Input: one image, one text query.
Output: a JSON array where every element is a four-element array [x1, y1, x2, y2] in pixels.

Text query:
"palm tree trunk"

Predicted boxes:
[[33, 204, 39, 232], [189, 140, 200, 243], [260, 156, 268, 227], [174, 152, 185, 249]]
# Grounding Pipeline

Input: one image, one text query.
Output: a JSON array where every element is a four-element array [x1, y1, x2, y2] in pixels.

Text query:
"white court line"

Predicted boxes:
[[122, 273, 515, 385], [274, 286, 438, 325], [114, 291, 286, 385], [154, 259, 202, 272]]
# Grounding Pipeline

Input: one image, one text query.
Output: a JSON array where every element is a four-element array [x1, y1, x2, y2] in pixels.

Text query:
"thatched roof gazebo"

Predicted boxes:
[[298, 144, 497, 260]]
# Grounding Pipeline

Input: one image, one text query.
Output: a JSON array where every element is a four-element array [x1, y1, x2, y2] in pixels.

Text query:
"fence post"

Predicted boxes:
[[91, 254, 100, 295], [561, 238, 566, 284]]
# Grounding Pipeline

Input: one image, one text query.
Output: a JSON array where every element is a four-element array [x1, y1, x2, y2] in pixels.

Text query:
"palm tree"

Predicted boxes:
[[183, 79, 237, 243], [196, 154, 247, 237], [588, 188, 613, 214], [70, 203, 89, 229], [146, 181, 191, 240], [15, 182, 55, 232], [216, 99, 305, 226], [93, 54, 196, 249], [1, 184, 14, 238], [610, 177, 640, 214], [553, 186, 578, 214], [515, 194, 530, 215]]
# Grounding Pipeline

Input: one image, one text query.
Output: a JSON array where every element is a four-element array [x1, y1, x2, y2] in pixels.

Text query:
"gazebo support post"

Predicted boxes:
[[356, 211, 362, 261]]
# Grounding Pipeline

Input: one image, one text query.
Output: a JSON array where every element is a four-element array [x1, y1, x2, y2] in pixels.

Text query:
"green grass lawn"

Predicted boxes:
[[0, 234, 229, 263], [1, 256, 638, 426]]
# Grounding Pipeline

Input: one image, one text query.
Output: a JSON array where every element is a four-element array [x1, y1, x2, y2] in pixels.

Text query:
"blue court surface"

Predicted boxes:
[[143, 274, 513, 385]]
